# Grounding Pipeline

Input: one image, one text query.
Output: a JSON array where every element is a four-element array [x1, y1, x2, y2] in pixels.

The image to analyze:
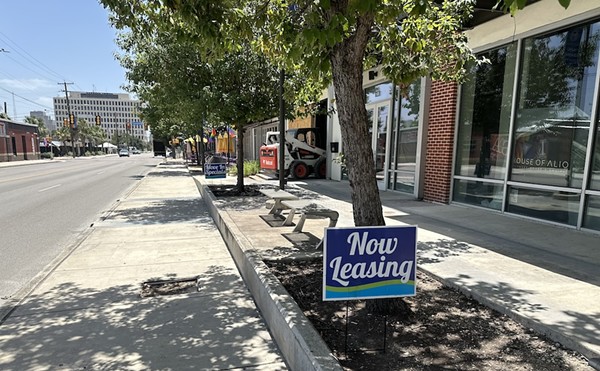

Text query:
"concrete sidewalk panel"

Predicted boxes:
[[85, 224, 220, 243], [103, 198, 211, 226], [1, 293, 285, 370], [59, 244, 232, 270], [31, 260, 240, 294], [128, 170, 200, 200]]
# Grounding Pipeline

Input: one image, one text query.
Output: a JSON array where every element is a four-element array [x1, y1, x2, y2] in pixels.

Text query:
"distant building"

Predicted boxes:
[[53, 91, 145, 143], [29, 110, 56, 133]]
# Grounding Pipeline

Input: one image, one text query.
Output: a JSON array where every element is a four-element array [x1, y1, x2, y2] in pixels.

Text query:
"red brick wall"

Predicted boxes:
[[423, 81, 458, 204]]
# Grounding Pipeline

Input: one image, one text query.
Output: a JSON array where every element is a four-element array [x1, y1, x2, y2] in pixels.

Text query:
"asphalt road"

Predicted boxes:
[[0, 154, 163, 308]]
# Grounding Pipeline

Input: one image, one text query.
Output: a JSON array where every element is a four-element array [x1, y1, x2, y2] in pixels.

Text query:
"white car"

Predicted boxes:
[[119, 149, 130, 157]]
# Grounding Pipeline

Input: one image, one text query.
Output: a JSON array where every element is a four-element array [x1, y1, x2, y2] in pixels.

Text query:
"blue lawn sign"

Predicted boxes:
[[323, 225, 417, 301], [204, 163, 227, 179]]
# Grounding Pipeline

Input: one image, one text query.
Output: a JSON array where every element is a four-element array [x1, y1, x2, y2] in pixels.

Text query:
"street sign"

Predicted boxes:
[[204, 163, 227, 179], [323, 225, 417, 301]]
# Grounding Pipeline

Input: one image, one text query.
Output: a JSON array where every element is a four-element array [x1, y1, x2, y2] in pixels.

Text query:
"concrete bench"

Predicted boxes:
[[259, 189, 299, 215], [280, 199, 339, 233]]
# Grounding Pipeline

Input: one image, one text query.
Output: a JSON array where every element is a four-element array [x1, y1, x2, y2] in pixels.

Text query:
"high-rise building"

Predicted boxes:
[[29, 110, 56, 133], [53, 91, 145, 143]]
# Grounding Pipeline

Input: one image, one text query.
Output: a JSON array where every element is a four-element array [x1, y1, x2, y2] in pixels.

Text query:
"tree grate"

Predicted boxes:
[[140, 276, 200, 297]]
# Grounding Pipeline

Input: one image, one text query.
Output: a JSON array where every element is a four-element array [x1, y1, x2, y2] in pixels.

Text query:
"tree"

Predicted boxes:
[[55, 126, 71, 156], [78, 119, 107, 154], [25, 116, 49, 138], [102, 0, 554, 223], [101, 0, 570, 313], [113, 27, 309, 192]]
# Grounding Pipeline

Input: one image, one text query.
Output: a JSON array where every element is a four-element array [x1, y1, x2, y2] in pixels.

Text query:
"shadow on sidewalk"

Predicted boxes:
[[108, 199, 212, 225], [0, 265, 283, 370]]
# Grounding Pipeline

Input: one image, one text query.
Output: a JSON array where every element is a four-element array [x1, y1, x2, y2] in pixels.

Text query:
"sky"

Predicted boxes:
[[0, 0, 128, 122]]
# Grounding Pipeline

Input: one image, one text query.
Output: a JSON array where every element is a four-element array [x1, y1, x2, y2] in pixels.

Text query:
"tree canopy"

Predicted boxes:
[[102, 0, 571, 226], [102, 0, 571, 314]]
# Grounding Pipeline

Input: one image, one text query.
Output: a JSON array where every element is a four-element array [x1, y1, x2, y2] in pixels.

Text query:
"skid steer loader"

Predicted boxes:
[[259, 128, 327, 179]]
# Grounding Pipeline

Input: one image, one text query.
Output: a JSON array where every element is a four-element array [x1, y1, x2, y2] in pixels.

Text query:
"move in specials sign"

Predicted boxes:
[[323, 226, 417, 301], [204, 163, 227, 179]]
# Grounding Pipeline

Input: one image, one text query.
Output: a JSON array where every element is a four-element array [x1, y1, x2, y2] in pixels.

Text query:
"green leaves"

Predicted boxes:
[[495, 0, 569, 15], [101, 0, 573, 127]]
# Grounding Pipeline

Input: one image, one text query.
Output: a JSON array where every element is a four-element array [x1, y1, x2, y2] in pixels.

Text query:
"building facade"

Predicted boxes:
[[447, 0, 600, 232], [241, 0, 600, 234], [53, 92, 145, 144], [0, 118, 40, 162], [329, 0, 600, 233]]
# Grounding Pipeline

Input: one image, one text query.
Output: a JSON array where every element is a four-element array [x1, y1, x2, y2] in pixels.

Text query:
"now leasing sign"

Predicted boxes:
[[204, 163, 227, 179], [323, 226, 417, 301]]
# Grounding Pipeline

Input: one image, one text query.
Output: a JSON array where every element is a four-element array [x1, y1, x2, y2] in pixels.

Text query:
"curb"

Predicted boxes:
[[194, 178, 343, 371]]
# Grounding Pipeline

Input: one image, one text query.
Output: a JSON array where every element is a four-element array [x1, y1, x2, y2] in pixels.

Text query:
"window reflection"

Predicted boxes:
[[507, 186, 580, 226], [453, 179, 504, 210], [455, 44, 516, 180], [589, 92, 600, 191], [365, 82, 394, 104], [511, 23, 600, 188], [389, 81, 421, 193], [583, 195, 600, 229]]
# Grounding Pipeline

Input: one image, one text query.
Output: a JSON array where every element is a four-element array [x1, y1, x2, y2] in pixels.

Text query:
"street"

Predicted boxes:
[[0, 154, 163, 309]]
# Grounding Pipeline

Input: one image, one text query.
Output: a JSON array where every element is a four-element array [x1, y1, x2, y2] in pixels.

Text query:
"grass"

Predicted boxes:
[[228, 160, 261, 177]]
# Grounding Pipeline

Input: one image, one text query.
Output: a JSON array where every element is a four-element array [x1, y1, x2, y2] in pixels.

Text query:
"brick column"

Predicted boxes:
[[423, 81, 458, 204]]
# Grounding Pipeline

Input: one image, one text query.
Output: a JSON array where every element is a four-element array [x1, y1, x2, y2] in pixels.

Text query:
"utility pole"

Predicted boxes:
[[278, 69, 286, 190], [59, 82, 75, 158]]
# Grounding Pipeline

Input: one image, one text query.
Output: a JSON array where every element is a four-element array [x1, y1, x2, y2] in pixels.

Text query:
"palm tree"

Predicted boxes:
[[55, 126, 71, 156]]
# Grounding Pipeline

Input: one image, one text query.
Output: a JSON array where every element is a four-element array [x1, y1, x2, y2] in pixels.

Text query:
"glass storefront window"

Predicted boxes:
[[365, 82, 394, 105], [453, 179, 504, 210], [588, 22, 600, 192], [511, 22, 600, 188], [589, 92, 600, 191], [583, 195, 600, 230], [388, 81, 420, 193], [455, 44, 517, 180], [506, 186, 580, 225]]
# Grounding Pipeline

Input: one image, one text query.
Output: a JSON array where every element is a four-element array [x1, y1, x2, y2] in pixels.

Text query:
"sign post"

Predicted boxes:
[[323, 225, 417, 355]]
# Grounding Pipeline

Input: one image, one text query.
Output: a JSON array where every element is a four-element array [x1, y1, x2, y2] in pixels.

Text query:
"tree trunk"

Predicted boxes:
[[236, 127, 245, 193], [330, 8, 408, 316], [330, 12, 384, 227]]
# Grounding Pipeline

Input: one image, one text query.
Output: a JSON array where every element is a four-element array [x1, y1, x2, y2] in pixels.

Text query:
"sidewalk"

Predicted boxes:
[[0, 161, 287, 370], [2, 160, 598, 370], [195, 173, 600, 369]]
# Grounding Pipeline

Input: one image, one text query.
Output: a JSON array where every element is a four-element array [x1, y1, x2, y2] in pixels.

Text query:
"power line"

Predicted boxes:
[[0, 85, 55, 111], [1, 53, 59, 83], [0, 31, 66, 82]]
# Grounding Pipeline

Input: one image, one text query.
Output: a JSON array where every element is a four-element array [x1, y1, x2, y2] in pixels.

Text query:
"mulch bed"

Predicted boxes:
[[266, 259, 591, 371]]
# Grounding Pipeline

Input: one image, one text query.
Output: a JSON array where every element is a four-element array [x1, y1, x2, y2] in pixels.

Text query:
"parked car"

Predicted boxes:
[[131, 148, 141, 155], [119, 149, 130, 157]]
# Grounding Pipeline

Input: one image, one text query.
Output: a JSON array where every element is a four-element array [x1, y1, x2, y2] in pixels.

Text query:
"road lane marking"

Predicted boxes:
[[38, 184, 62, 192]]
